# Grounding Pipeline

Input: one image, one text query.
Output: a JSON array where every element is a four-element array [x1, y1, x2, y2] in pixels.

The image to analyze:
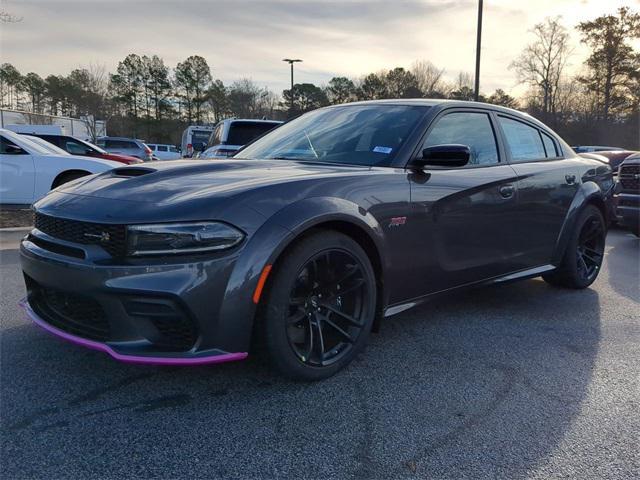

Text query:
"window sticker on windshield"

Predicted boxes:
[[373, 146, 393, 154]]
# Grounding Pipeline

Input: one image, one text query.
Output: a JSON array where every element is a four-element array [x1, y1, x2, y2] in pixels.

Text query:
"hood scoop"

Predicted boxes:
[[111, 166, 157, 178]]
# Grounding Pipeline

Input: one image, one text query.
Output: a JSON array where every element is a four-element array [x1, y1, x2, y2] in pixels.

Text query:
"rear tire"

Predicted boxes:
[[543, 205, 606, 289], [260, 231, 376, 381], [52, 171, 89, 189]]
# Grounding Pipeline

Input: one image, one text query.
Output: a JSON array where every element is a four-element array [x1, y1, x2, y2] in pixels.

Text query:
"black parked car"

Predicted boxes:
[[616, 153, 640, 236], [20, 100, 615, 380]]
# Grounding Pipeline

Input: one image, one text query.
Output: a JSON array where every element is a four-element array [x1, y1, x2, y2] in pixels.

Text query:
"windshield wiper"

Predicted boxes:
[[304, 130, 319, 159]]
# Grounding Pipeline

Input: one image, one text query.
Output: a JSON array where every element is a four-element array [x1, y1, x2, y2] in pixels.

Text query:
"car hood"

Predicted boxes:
[[55, 159, 369, 205]]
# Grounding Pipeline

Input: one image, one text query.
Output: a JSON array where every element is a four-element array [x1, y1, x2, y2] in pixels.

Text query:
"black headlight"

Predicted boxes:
[[127, 222, 244, 256]]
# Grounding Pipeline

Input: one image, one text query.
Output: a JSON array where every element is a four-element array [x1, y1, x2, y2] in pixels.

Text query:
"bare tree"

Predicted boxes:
[[411, 60, 446, 96], [510, 17, 572, 124]]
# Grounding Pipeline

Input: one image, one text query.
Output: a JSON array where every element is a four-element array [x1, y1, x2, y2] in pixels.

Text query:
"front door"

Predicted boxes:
[[0, 135, 35, 204], [406, 110, 521, 298]]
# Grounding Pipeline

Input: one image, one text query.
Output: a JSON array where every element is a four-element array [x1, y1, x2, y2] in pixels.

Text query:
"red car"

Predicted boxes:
[[30, 134, 143, 165]]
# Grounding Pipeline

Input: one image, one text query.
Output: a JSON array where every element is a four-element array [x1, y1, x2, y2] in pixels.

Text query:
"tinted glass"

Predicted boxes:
[[237, 105, 427, 166], [191, 131, 211, 150], [227, 122, 280, 146], [106, 140, 137, 149], [158, 146, 168, 152], [170, 146, 179, 152], [499, 116, 545, 161], [65, 140, 91, 155], [423, 112, 499, 165], [541, 132, 558, 158], [0, 135, 26, 154]]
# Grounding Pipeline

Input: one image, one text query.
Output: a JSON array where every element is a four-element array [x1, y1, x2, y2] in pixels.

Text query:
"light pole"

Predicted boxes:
[[474, 0, 483, 102], [283, 58, 302, 113]]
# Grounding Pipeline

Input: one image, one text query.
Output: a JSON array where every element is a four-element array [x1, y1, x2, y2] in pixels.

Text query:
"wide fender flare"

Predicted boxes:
[[552, 181, 605, 265], [216, 197, 387, 352]]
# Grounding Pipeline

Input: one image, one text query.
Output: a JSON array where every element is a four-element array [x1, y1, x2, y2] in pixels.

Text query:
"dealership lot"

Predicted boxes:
[[1, 229, 638, 479]]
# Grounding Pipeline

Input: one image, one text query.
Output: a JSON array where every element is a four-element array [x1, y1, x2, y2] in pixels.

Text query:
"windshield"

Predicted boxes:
[[227, 122, 281, 146], [236, 105, 427, 166], [77, 138, 106, 154], [8, 133, 54, 155], [24, 136, 69, 155], [191, 130, 212, 149]]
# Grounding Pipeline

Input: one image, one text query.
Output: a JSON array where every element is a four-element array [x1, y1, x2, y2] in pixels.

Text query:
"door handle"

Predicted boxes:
[[565, 174, 577, 185], [498, 185, 515, 199]]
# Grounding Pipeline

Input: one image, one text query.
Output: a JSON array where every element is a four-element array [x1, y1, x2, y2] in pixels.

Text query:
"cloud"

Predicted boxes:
[[1, 0, 639, 97]]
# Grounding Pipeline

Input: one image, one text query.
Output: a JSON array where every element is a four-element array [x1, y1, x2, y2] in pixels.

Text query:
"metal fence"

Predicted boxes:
[[0, 109, 106, 140]]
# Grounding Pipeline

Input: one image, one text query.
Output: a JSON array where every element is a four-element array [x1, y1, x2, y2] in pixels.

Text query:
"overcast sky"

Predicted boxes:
[[1, 0, 639, 97]]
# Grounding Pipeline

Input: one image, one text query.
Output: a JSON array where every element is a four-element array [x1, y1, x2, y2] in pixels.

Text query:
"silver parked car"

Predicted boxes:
[[96, 136, 153, 162]]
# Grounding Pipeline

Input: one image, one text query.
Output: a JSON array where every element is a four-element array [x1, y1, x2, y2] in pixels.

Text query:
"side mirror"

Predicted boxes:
[[4, 144, 26, 155], [414, 144, 471, 168]]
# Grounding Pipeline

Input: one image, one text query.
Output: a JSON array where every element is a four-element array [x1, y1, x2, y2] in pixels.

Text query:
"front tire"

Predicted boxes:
[[543, 205, 606, 289], [260, 231, 376, 381]]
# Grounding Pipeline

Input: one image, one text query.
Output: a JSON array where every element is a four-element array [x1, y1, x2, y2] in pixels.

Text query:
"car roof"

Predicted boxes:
[[337, 98, 526, 115], [98, 136, 142, 141], [224, 119, 283, 124], [326, 98, 555, 132]]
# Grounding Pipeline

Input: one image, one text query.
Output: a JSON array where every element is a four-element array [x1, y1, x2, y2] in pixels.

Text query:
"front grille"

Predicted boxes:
[[34, 212, 127, 257], [619, 165, 640, 193], [27, 277, 110, 342]]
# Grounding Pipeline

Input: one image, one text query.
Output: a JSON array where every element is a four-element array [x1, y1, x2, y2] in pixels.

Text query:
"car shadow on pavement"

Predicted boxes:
[[604, 232, 639, 302], [2, 279, 601, 479]]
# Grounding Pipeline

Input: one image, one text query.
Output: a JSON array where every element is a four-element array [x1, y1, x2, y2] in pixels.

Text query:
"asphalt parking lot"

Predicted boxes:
[[1, 229, 638, 479]]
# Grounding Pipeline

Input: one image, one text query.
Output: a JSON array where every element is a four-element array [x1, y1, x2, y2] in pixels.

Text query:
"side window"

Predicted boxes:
[[499, 116, 546, 161], [65, 140, 90, 155], [423, 112, 499, 165], [0, 136, 27, 154], [541, 131, 559, 158], [170, 146, 179, 153], [157, 146, 168, 152]]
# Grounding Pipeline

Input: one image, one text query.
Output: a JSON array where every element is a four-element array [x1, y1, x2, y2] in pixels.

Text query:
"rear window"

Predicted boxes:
[[105, 140, 136, 149], [191, 130, 211, 147], [227, 122, 280, 146], [498, 116, 546, 161], [541, 132, 559, 158]]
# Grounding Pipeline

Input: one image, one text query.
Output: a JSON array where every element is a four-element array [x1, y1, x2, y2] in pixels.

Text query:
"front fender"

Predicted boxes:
[[552, 181, 606, 265], [216, 197, 387, 352]]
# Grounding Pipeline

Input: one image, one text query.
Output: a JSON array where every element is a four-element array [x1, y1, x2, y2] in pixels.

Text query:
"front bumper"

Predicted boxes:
[[20, 298, 246, 365], [20, 230, 249, 365], [616, 193, 640, 230]]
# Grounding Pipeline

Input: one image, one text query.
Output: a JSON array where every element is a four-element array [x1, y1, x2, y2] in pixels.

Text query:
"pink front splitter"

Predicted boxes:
[[19, 298, 248, 366]]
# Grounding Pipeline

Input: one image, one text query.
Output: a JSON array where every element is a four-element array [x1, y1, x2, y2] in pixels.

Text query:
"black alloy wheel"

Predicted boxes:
[[575, 215, 605, 283], [543, 205, 606, 289], [260, 231, 376, 380], [286, 249, 370, 367]]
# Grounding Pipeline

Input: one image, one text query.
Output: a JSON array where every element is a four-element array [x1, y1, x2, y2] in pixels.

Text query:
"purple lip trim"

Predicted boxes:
[[19, 298, 248, 366]]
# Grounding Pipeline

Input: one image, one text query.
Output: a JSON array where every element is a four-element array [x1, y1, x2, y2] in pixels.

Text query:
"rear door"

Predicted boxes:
[[0, 135, 35, 204], [407, 109, 522, 296], [495, 114, 578, 267]]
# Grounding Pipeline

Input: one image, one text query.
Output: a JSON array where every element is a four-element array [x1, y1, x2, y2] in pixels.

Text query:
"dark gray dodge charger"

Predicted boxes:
[[20, 100, 616, 380]]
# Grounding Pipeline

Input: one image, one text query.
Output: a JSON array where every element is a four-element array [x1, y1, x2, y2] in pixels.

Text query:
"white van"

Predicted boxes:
[[147, 143, 181, 160], [181, 126, 214, 158]]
